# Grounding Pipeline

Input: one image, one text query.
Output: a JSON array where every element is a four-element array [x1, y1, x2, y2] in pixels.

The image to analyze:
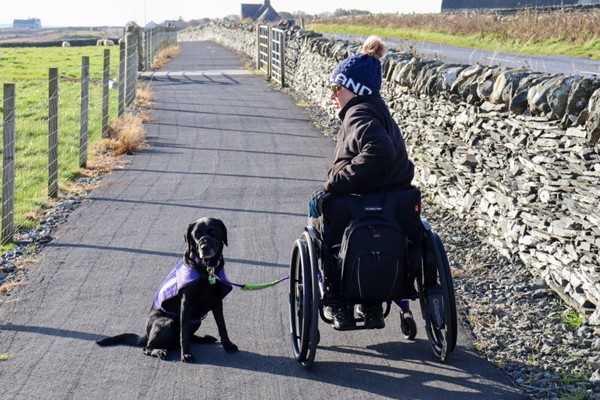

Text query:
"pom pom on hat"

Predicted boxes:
[[361, 35, 387, 60], [330, 36, 386, 96]]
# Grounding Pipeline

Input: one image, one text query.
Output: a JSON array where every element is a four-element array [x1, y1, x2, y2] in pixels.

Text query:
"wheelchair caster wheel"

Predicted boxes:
[[400, 311, 417, 340]]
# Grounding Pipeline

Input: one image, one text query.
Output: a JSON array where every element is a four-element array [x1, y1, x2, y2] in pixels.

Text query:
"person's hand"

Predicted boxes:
[[308, 189, 331, 218]]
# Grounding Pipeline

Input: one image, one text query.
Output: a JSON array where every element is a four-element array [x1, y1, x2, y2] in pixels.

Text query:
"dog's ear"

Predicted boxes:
[[217, 219, 228, 247], [185, 223, 197, 255]]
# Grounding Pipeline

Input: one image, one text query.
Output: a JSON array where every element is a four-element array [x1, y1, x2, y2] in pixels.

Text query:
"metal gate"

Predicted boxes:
[[257, 24, 286, 87], [257, 25, 270, 75], [270, 28, 285, 87]]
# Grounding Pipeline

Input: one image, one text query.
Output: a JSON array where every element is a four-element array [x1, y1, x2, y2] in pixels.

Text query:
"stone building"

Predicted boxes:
[[241, 0, 280, 21], [13, 18, 41, 29]]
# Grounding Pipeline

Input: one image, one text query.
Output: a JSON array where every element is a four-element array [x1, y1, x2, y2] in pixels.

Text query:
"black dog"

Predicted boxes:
[[96, 217, 238, 362]]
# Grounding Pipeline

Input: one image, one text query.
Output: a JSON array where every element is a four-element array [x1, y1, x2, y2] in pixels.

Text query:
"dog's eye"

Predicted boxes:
[[207, 228, 215, 235]]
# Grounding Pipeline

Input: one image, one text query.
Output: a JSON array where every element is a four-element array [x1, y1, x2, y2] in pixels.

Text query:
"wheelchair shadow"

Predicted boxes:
[[1, 324, 522, 399], [198, 341, 523, 400]]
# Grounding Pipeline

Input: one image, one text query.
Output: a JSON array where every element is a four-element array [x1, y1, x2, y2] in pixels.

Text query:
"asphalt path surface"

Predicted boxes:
[[0, 41, 526, 399], [325, 32, 600, 76]]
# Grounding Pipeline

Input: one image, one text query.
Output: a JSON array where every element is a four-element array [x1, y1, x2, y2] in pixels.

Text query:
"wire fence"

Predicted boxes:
[[0, 25, 177, 244]]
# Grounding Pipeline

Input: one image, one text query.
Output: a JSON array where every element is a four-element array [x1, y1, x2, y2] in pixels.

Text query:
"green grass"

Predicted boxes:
[[307, 23, 600, 60], [0, 353, 12, 361], [0, 46, 121, 240], [561, 309, 585, 329]]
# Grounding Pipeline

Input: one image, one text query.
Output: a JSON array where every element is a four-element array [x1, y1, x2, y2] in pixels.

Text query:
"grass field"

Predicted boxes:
[[0, 45, 121, 238]]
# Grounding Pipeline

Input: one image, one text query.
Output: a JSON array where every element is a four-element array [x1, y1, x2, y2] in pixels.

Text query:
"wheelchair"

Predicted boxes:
[[288, 188, 457, 369]]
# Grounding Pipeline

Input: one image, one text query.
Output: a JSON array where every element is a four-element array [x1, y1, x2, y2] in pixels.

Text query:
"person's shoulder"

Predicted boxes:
[[347, 97, 386, 123], [346, 97, 376, 116]]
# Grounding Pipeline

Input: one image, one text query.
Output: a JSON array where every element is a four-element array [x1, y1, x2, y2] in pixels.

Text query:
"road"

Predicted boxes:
[[324, 32, 600, 76], [0, 41, 525, 400]]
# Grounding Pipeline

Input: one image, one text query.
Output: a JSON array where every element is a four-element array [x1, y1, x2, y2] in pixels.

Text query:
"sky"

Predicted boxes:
[[2, 1, 442, 27]]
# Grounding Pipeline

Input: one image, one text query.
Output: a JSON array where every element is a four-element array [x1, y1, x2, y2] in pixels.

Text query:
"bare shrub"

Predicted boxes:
[[93, 83, 154, 157], [135, 82, 155, 109], [105, 113, 148, 155], [150, 45, 181, 69]]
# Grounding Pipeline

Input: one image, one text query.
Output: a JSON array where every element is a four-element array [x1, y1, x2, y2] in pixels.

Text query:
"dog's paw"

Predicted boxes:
[[181, 353, 196, 363], [144, 347, 167, 360], [222, 341, 238, 353]]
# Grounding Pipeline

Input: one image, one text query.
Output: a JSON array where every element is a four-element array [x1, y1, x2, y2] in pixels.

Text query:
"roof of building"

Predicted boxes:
[[241, 1, 280, 21]]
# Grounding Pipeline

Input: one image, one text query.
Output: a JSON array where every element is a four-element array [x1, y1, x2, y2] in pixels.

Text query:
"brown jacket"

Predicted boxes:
[[324, 95, 414, 195]]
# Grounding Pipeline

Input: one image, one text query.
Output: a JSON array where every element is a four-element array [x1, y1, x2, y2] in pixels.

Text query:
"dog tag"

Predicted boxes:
[[207, 267, 217, 285]]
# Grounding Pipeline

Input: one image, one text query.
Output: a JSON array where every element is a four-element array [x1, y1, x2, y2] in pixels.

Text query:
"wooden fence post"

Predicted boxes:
[[256, 24, 260, 70], [2, 83, 16, 244], [124, 32, 136, 107], [118, 41, 125, 117], [48, 68, 59, 199], [80, 56, 89, 168], [102, 48, 110, 139]]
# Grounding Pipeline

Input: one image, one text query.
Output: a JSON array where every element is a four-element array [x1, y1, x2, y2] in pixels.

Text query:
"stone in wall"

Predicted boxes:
[[562, 76, 600, 128], [585, 88, 600, 145]]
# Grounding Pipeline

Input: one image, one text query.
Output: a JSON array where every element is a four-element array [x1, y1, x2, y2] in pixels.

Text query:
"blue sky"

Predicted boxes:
[[2, 1, 442, 27]]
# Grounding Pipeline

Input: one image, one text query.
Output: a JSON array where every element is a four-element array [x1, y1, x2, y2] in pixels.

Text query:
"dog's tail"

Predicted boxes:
[[96, 333, 147, 347]]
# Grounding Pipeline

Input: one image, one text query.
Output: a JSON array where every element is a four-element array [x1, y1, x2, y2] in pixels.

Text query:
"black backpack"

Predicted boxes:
[[338, 193, 408, 302]]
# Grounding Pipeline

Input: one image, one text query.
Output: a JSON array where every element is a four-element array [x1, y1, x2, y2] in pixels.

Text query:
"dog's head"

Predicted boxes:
[[185, 217, 228, 265]]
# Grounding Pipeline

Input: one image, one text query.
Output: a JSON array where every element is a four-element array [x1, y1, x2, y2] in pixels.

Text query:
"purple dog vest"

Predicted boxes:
[[153, 259, 232, 321]]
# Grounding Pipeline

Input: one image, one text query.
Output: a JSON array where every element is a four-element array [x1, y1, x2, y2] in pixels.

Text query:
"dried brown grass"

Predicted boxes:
[[99, 113, 148, 156], [323, 9, 600, 45], [134, 82, 155, 109], [150, 45, 182, 70], [0, 281, 27, 294], [93, 83, 154, 157]]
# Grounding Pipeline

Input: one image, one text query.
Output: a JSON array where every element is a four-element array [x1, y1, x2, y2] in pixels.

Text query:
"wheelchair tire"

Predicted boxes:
[[300, 231, 320, 370], [289, 238, 311, 362], [419, 228, 457, 362], [400, 311, 417, 341]]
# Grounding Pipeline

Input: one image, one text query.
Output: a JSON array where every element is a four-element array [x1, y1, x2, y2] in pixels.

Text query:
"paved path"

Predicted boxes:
[[0, 41, 525, 399]]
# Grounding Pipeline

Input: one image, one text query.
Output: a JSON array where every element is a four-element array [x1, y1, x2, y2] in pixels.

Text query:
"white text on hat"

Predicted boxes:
[[333, 73, 373, 96]]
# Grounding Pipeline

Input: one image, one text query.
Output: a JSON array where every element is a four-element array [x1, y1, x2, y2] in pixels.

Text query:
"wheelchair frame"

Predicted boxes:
[[289, 218, 457, 370]]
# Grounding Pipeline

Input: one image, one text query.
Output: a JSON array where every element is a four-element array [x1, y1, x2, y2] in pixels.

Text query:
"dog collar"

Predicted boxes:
[[192, 255, 223, 284]]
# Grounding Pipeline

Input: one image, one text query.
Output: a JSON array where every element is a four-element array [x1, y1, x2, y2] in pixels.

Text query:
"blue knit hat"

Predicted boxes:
[[330, 53, 382, 96]]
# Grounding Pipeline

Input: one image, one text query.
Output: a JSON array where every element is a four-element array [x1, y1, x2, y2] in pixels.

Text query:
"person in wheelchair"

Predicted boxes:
[[308, 36, 415, 330]]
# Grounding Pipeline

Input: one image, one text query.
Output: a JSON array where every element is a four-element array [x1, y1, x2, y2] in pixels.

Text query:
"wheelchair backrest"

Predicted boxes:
[[337, 189, 423, 301]]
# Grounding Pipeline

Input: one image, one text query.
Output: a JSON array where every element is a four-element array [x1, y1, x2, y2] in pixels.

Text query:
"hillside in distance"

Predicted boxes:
[[0, 26, 123, 45]]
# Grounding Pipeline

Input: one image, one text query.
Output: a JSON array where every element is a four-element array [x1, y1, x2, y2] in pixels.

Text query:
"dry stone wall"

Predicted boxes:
[[179, 24, 600, 325]]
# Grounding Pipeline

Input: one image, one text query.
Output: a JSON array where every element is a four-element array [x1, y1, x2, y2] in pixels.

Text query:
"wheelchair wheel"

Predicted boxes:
[[400, 311, 417, 340], [289, 233, 319, 369], [419, 226, 457, 362], [301, 231, 320, 370]]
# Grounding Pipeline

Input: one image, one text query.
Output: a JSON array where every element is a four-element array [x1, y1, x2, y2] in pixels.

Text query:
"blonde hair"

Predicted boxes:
[[361, 35, 387, 60]]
